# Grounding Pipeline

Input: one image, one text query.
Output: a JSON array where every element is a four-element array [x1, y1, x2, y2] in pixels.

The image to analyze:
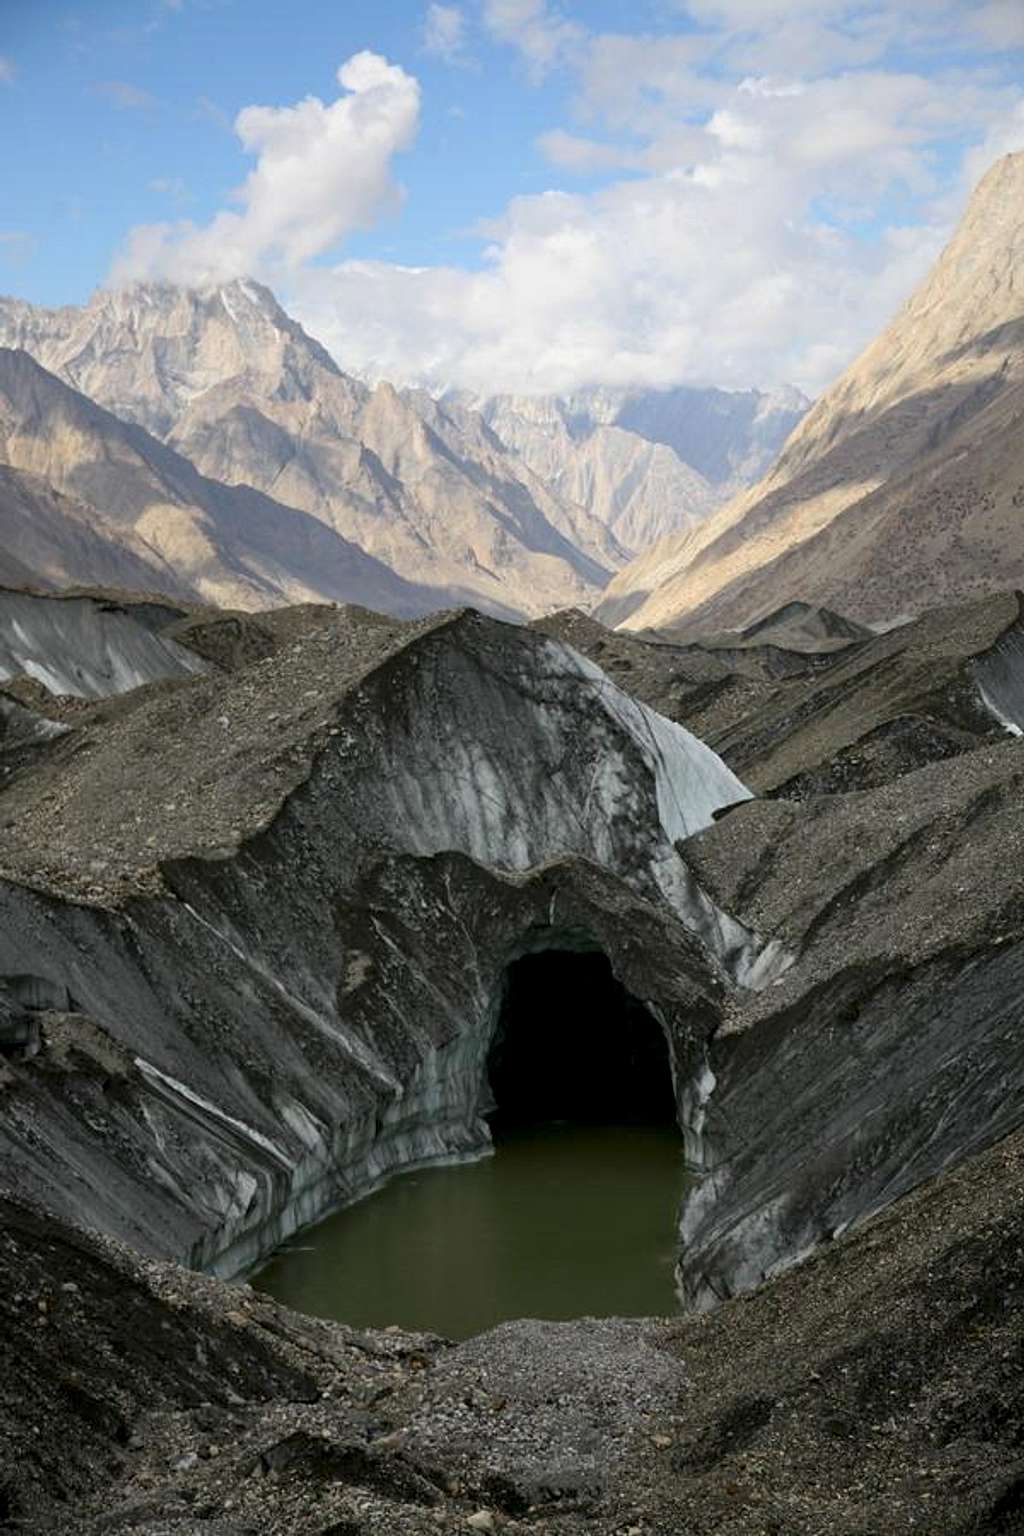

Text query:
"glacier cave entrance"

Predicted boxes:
[[486, 949, 677, 1131], [255, 947, 685, 1338]]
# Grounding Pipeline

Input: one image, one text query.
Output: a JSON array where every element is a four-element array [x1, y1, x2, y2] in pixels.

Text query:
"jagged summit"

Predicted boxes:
[[598, 150, 1024, 634], [0, 277, 347, 438]]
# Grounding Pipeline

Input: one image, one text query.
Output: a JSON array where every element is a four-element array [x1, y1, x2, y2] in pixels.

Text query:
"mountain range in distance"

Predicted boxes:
[[1, 150, 1021, 636], [0, 279, 804, 620]]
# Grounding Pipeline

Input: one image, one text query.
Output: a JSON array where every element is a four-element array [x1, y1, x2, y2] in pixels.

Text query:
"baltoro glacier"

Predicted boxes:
[[4, 583, 1024, 1534]]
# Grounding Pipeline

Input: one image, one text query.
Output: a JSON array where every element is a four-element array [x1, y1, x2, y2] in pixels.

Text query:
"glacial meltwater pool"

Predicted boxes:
[[253, 1122, 685, 1339]]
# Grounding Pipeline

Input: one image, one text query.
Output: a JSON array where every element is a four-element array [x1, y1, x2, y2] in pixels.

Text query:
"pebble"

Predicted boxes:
[[467, 1512, 495, 1531]]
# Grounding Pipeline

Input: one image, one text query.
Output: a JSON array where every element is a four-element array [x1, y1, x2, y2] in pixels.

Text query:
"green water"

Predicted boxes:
[[254, 1122, 685, 1339]]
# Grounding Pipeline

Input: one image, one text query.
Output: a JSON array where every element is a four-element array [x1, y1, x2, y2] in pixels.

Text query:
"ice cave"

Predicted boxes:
[[486, 949, 678, 1130]]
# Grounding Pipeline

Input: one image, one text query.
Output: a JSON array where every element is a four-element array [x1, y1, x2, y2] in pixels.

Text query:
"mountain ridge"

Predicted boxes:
[[0, 345, 450, 615], [0, 281, 613, 617], [598, 150, 1024, 634], [445, 383, 808, 560], [0, 278, 811, 618]]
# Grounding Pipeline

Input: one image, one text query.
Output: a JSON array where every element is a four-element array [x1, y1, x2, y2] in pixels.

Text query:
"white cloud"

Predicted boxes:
[[107, 8, 1024, 401], [281, 51, 1022, 397], [959, 97, 1024, 186], [423, 4, 467, 62], [537, 129, 647, 174], [96, 80, 157, 110], [482, 0, 584, 78], [111, 53, 420, 286], [285, 163, 944, 397], [0, 57, 14, 84], [575, 33, 720, 133], [674, 0, 1024, 73], [969, 0, 1024, 48]]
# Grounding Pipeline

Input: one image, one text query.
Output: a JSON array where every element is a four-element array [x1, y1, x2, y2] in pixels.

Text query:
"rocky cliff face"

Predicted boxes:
[[453, 384, 807, 560], [457, 392, 718, 557], [0, 462, 201, 600], [0, 347, 444, 615], [599, 151, 1024, 633]]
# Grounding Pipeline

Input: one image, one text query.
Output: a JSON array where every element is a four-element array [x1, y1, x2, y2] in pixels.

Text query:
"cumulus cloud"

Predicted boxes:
[[284, 51, 1023, 396], [423, 4, 467, 61], [111, 53, 420, 286], [108, 7, 1024, 399], [286, 161, 946, 396]]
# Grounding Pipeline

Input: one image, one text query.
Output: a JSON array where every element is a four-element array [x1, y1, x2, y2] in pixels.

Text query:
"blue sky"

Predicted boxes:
[[3, 0, 649, 301], [1, 0, 1023, 394]]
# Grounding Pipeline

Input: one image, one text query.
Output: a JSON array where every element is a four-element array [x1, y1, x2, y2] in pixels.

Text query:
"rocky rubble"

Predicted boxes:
[[5, 1117, 1024, 1534], [543, 593, 1024, 799]]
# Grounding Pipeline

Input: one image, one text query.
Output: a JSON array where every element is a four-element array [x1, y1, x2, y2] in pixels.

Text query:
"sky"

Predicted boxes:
[[1, 0, 1023, 398]]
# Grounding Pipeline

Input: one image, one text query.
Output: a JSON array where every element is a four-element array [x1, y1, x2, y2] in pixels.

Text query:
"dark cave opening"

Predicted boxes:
[[486, 949, 678, 1133]]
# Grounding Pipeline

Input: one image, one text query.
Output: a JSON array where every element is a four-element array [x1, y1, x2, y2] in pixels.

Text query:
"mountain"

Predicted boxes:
[[0, 463, 200, 599], [449, 392, 717, 557], [398, 386, 631, 572], [449, 385, 807, 559], [607, 383, 810, 487], [0, 347, 441, 615], [0, 279, 811, 615], [0, 281, 610, 617], [597, 151, 1024, 634]]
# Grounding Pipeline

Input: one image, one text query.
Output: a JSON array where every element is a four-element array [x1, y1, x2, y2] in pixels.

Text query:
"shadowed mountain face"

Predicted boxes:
[[0, 463, 198, 600], [0, 282, 613, 618], [0, 347, 442, 616], [598, 150, 1024, 635]]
